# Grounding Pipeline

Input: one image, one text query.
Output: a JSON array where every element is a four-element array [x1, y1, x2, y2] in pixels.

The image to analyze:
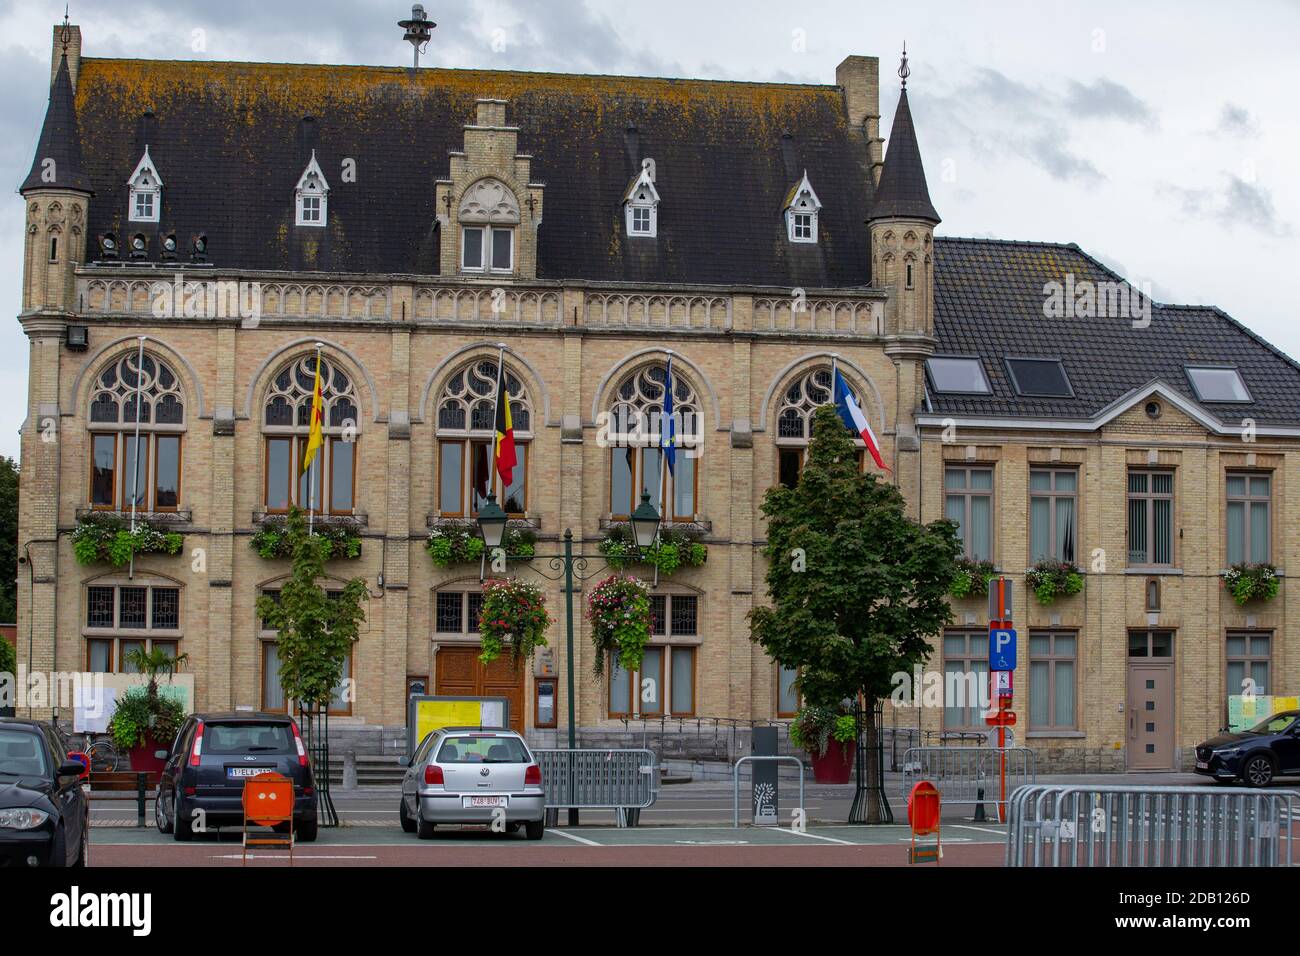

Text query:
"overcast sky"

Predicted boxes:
[[2, 0, 1297, 461]]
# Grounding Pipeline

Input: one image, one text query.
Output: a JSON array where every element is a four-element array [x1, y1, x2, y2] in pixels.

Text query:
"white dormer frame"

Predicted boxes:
[[294, 150, 330, 227], [127, 146, 163, 224], [784, 171, 822, 243], [623, 160, 660, 238]]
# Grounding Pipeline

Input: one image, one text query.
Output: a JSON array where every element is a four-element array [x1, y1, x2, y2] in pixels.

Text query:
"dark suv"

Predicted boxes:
[[154, 713, 318, 841]]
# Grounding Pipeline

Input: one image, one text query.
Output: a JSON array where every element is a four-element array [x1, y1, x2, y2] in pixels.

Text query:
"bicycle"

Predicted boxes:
[[70, 733, 121, 774]]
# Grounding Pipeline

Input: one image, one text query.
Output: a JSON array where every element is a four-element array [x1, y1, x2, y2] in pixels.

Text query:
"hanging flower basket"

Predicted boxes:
[[1222, 564, 1279, 606], [949, 558, 996, 599], [1025, 560, 1085, 605], [426, 522, 536, 568], [598, 523, 707, 576], [72, 513, 184, 566], [478, 578, 552, 666], [586, 573, 652, 678]]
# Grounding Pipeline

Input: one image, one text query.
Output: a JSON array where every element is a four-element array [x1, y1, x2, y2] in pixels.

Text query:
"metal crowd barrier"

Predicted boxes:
[[1006, 784, 1299, 867], [534, 748, 658, 827], [900, 746, 1036, 806], [732, 755, 805, 828]]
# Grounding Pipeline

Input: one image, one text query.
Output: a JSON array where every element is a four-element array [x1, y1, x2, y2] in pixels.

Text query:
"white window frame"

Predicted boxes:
[[784, 171, 821, 243], [461, 225, 514, 273], [294, 150, 330, 228], [623, 162, 660, 239], [127, 146, 162, 224]]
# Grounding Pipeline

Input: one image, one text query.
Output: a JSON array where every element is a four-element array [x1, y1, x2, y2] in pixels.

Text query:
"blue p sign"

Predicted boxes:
[[989, 627, 1017, 671]]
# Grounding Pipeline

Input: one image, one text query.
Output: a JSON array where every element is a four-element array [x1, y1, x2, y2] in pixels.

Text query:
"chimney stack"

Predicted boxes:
[[836, 55, 884, 184]]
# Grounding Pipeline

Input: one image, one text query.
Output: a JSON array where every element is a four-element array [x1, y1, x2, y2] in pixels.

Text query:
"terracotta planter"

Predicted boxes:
[[809, 738, 856, 784], [127, 737, 168, 773]]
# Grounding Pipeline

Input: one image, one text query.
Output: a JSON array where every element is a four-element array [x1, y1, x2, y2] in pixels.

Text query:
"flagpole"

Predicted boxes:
[[129, 335, 147, 580], [309, 342, 322, 535], [660, 350, 673, 524]]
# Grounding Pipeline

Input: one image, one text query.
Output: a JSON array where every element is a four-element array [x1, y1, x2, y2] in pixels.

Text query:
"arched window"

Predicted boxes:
[[458, 179, 519, 274], [608, 363, 700, 522], [88, 351, 185, 512], [435, 359, 533, 517], [262, 354, 360, 514], [774, 365, 865, 488]]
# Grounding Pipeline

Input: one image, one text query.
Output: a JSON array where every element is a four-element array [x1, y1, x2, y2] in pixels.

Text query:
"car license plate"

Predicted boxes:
[[464, 795, 508, 808], [1196, 760, 1209, 770], [228, 766, 275, 779]]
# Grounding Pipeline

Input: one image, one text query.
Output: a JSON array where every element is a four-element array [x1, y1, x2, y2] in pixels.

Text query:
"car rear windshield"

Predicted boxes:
[[436, 735, 529, 764], [203, 722, 295, 754], [0, 729, 49, 777]]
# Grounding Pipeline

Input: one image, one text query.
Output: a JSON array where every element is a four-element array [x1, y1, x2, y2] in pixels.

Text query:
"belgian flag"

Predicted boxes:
[[494, 362, 517, 487]]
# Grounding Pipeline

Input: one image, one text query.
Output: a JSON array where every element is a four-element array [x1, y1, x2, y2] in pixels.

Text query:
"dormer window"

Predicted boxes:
[[127, 147, 162, 224], [623, 160, 660, 238], [458, 178, 520, 274], [294, 150, 330, 227], [784, 171, 821, 243]]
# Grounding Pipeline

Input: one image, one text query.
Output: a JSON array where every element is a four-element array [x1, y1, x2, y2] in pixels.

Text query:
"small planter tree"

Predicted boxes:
[[586, 573, 652, 677], [255, 507, 367, 828], [790, 705, 862, 784], [477, 578, 552, 666], [107, 646, 189, 772]]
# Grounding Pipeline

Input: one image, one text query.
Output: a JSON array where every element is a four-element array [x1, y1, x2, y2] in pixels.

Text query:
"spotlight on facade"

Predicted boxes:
[[99, 233, 118, 259], [129, 233, 147, 259], [161, 233, 178, 260], [65, 325, 88, 351], [191, 234, 207, 262]]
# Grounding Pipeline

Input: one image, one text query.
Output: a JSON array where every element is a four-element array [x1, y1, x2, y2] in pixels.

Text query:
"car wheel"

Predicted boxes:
[[155, 792, 173, 834], [524, 818, 545, 841], [399, 797, 416, 834], [415, 803, 436, 840], [297, 818, 318, 843], [1244, 754, 1275, 788], [173, 796, 194, 841]]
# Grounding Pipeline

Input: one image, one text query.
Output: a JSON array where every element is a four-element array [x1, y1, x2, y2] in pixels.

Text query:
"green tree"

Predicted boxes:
[[0, 456, 17, 623], [255, 507, 367, 712], [749, 405, 962, 822]]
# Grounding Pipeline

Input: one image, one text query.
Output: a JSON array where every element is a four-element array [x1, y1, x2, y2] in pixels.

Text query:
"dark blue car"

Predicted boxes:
[[0, 717, 89, 867], [1195, 710, 1300, 787]]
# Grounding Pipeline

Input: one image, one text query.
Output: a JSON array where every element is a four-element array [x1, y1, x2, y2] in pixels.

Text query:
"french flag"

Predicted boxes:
[[833, 368, 889, 471]]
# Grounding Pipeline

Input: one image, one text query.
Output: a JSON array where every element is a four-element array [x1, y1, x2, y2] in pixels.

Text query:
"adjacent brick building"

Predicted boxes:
[[16, 20, 1299, 770]]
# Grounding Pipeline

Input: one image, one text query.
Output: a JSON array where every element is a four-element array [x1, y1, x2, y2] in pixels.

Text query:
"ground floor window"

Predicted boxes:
[[609, 646, 696, 718], [943, 630, 988, 729], [84, 582, 182, 672], [259, 588, 352, 714], [85, 637, 180, 674], [777, 664, 801, 717], [434, 590, 486, 635], [1226, 631, 1270, 697], [1028, 631, 1076, 731]]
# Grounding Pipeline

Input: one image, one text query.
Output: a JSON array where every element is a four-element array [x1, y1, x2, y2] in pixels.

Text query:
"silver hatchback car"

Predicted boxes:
[[398, 728, 546, 839]]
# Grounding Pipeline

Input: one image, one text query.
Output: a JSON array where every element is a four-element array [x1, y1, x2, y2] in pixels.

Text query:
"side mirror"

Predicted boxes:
[[154, 750, 169, 760], [57, 761, 86, 780]]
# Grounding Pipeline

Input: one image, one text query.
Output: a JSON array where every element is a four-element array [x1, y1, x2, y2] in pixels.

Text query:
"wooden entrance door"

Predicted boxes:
[[1127, 630, 1175, 770], [435, 645, 526, 733]]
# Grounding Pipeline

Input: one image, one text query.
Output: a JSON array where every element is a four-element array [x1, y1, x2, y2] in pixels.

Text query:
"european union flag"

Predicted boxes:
[[662, 357, 676, 475]]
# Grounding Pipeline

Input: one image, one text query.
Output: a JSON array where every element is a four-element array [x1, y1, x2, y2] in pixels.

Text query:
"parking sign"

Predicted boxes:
[[988, 627, 1017, 671]]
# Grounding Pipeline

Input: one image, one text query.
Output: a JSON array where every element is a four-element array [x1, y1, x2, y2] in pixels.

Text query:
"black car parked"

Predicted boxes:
[[0, 717, 89, 867], [155, 713, 318, 841], [1194, 710, 1300, 786]]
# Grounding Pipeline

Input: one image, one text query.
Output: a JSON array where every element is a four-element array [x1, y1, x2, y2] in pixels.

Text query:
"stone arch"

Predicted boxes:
[[756, 352, 888, 434], [417, 341, 552, 426], [241, 337, 380, 423], [589, 348, 723, 432], [68, 335, 207, 421]]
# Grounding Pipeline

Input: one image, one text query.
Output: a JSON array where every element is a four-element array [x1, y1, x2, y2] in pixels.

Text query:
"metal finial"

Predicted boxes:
[[899, 42, 910, 89], [59, 5, 71, 53]]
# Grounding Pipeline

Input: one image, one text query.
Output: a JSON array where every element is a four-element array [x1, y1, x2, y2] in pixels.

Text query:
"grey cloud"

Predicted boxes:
[[1162, 175, 1291, 237], [1064, 78, 1158, 128], [1214, 102, 1260, 138]]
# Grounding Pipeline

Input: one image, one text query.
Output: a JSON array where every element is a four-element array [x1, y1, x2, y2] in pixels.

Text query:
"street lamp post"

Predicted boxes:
[[475, 491, 661, 826]]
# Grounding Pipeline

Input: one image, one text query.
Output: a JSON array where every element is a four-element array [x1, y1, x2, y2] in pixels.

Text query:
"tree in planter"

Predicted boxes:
[[255, 506, 367, 822], [749, 405, 962, 823], [107, 647, 190, 765]]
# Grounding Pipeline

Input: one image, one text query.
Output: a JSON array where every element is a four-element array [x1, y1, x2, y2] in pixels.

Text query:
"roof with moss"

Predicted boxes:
[[59, 57, 878, 285]]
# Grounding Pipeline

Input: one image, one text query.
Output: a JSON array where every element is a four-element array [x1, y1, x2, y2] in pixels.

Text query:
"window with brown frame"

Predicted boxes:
[[1029, 468, 1077, 563], [434, 591, 486, 635], [1226, 632, 1270, 698], [259, 588, 352, 714], [435, 361, 533, 517], [1226, 473, 1271, 565], [776, 664, 802, 717], [86, 352, 185, 512], [609, 594, 699, 717], [262, 355, 360, 514], [942, 630, 989, 729], [83, 582, 182, 673], [945, 467, 994, 561], [773, 367, 869, 490], [607, 365, 700, 522], [1127, 470, 1175, 567], [437, 439, 529, 516], [1028, 631, 1076, 732]]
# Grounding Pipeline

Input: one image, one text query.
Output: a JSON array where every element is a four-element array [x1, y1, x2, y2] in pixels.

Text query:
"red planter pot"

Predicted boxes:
[[127, 737, 168, 774], [809, 738, 856, 784]]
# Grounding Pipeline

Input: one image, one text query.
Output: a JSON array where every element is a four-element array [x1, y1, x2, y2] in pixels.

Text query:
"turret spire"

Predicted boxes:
[[869, 48, 939, 224], [20, 53, 91, 194]]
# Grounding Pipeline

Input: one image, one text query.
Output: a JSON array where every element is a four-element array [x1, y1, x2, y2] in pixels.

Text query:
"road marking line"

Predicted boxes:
[[781, 829, 856, 845], [550, 829, 602, 846], [950, 824, 1007, 836]]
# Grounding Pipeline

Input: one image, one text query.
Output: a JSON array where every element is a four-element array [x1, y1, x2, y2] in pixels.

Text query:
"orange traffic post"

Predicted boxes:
[[907, 780, 941, 865], [241, 772, 295, 866]]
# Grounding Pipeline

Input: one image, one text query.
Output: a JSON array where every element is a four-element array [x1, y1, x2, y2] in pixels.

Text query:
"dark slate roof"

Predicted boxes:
[[66, 58, 877, 286], [868, 89, 938, 223], [930, 237, 1300, 426], [20, 55, 91, 194]]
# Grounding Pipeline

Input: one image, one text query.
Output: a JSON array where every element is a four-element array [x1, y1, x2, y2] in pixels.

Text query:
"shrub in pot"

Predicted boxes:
[[789, 705, 860, 784], [107, 647, 189, 772]]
